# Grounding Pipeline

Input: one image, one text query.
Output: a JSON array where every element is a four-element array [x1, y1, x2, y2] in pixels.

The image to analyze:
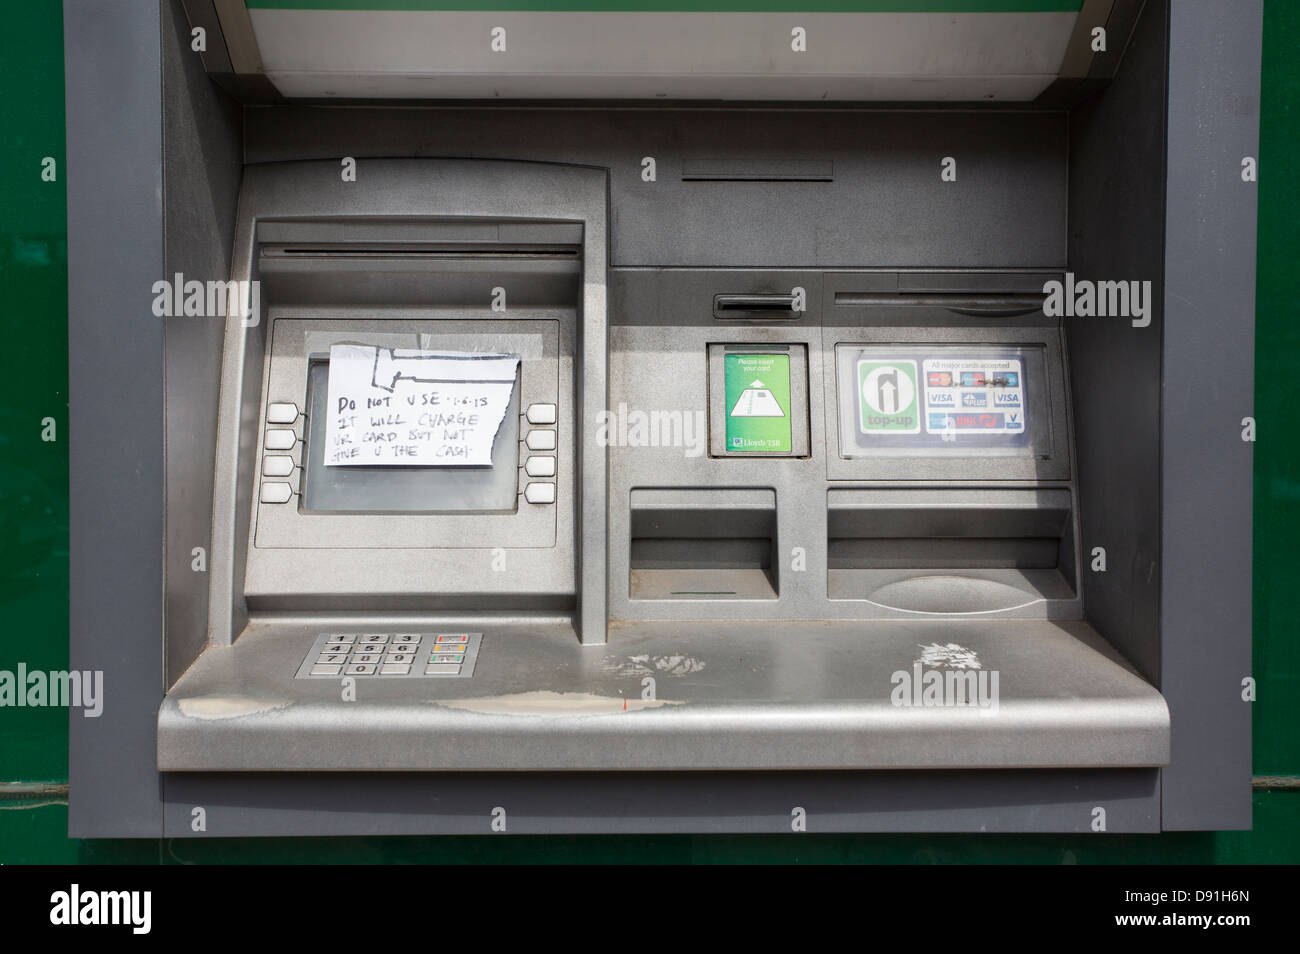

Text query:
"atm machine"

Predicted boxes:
[[65, 1, 1260, 835]]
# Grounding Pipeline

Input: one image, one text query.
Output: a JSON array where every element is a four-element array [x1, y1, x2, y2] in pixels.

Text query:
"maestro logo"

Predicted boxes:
[[858, 360, 919, 434]]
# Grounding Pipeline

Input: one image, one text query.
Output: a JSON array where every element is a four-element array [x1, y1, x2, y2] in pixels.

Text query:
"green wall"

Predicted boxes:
[[1, 2, 1295, 862]]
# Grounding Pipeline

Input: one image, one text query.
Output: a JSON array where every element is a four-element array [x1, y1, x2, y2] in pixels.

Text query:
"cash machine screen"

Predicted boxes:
[[254, 318, 558, 550], [300, 357, 521, 514], [299, 344, 522, 514]]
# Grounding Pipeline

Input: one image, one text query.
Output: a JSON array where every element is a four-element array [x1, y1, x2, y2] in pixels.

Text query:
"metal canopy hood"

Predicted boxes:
[[189, 1, 1142, 103]]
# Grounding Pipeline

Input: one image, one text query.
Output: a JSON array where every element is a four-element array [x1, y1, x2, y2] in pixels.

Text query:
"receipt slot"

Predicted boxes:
[[66, 1, 1259, 835]]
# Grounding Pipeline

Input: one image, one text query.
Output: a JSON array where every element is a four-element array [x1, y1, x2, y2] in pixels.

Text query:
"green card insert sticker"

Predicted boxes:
[[724, 353, 792, 453]]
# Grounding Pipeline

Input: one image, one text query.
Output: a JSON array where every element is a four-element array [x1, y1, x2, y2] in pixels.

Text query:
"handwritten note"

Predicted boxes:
[[324, 344, 519, 467]]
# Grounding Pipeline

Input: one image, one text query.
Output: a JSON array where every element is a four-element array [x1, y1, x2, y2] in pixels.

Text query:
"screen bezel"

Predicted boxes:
[[253, 316, 560, 551]]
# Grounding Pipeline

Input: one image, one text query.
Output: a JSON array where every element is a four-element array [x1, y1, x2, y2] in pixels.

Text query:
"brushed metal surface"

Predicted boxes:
[[158, 617, 1168, 772]]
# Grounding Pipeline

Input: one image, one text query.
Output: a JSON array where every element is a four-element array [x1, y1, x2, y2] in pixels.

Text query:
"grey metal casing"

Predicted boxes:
[[190, 0, 1145, 105], [203, 159, 609, 643], [159, 618, 1167, 772], [605, 269, 1084, 626], [1158, 0, 1259, 830], [66, 0, 168, 838], [159, 253, 1165, 774], [65, 0, 1259, 835]]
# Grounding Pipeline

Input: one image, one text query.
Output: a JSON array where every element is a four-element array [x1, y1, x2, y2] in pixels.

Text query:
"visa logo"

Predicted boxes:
[[927, 390, 955, 407], [993, 392, 1021, 406]]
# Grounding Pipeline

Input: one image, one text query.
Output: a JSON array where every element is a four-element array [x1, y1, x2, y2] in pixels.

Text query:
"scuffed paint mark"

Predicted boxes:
[[177, 695, 291, 720], [601, 654, 706, 678], [654, 654, 706, 676], [916, 643, 981, 670], [436, 690, 681, 716]]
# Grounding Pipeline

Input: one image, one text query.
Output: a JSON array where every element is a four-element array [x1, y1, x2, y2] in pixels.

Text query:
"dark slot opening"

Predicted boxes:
[[629, 489, 779, 601], [832, 291, 1045, 318], [826, 489, 1077, 608], [827, 537, 1063, 570]]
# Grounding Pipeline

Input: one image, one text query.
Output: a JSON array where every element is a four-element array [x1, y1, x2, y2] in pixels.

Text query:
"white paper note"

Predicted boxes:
[[323, 344, 519, 467]]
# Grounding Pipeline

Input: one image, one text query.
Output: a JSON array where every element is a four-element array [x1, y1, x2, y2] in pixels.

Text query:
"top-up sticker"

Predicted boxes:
[[857, 358, 920, 434]]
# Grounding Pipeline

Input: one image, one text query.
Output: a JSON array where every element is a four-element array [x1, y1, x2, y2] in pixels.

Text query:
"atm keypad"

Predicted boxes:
[[295, 632, 482, 679]]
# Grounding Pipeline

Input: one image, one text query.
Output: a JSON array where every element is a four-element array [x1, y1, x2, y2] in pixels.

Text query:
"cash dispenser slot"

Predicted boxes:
[[629, 488, 778, 600], [257, 242, 581, 309], [831, 292, 1046, 319], [827, 488, 1077, 612]]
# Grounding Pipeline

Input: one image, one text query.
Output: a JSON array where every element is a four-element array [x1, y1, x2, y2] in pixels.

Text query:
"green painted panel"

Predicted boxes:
[[1252, 0, 1300, 777], [245, 2, 1084, 12], [0, 0, 68, 786]]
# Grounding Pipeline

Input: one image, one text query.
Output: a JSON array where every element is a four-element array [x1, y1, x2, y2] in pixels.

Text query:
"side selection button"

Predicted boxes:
[[262, 455, 294, 477], [525, 456, 555, 477], [260, 482, 292, 504], [267, 402, 299, 424], [525, 429, 556, 451], [524, 483, 556, 504], [265, 429, 296, 450], [527, 403, 557, 425]]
